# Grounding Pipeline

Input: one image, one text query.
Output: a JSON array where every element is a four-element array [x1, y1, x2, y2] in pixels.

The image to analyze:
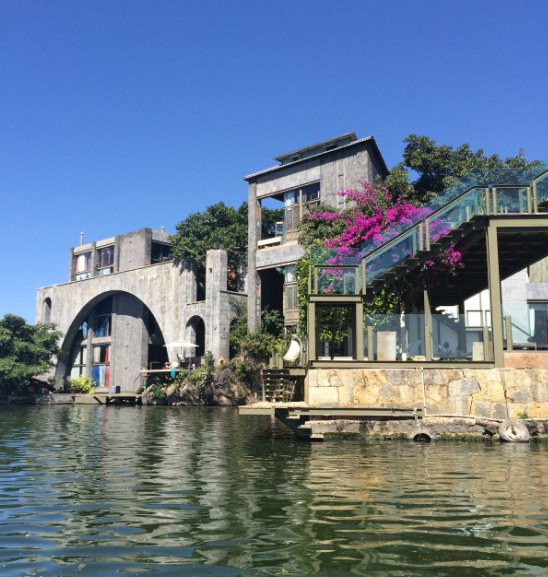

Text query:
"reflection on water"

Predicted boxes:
[[0, 405, 546, 576]]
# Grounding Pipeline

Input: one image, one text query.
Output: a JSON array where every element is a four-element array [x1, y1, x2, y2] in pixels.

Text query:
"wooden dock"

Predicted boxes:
[[239, 403, 422, 441], [72, 393, 143, 405]]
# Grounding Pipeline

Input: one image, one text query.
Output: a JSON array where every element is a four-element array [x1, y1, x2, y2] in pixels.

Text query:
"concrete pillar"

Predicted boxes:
[[111, 295, 148, 391], [113, 236, 120, 274], [205, 250, 229, 361], [68, 248, 74, 283], [247, 183, 260, 332], [90, 242, 97, 278]]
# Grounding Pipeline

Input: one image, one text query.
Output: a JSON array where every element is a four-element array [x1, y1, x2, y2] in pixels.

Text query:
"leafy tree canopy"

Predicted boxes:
[[172, 201, 282, 272], [384, 134, 541, 204], [0, 315, 61, 394]]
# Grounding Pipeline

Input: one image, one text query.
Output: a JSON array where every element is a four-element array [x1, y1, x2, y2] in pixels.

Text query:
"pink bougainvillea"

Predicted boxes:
[[305, 181, 463, 293]]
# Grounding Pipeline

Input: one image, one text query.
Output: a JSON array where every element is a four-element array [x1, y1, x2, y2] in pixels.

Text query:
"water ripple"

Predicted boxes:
[[0, 406, 546, 576]]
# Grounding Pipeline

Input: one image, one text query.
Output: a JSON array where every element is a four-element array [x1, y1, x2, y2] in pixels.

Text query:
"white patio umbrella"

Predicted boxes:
[[163, 339, 199, 369], [163, 339, 199, 349]]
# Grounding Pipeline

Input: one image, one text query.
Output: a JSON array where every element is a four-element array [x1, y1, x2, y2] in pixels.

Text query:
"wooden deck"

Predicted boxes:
[[239, 402, 422, 440]]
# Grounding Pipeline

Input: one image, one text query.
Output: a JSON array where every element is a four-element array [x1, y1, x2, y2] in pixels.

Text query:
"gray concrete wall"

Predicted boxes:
[[37, 249, 246, 390], [256, 243, 304, 269], [252, 140, 385, 202], [117, 229, 150, 271]]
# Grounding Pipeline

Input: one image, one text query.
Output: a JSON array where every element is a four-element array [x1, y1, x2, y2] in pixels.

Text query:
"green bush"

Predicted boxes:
[[187, 366, 210, 390], [67, 376, 95, 393], [239, 331, 278, 364]]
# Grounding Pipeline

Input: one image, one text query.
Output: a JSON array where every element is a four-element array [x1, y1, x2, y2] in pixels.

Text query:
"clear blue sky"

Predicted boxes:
[[1, 0, 546, 323]]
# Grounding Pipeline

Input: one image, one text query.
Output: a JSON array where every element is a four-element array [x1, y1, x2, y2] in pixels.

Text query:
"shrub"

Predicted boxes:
[[67, 376, 95, 393]]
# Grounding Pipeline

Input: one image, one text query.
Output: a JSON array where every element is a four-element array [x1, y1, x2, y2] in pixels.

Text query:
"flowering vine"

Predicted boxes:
[[304, 181, 464, 305]]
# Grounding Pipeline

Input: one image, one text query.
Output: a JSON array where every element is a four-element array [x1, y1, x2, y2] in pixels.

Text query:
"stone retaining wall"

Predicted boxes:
[[306, 368, 548, 419]]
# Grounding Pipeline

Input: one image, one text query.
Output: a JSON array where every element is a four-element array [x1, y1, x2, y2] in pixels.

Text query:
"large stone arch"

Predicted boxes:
[[56, 290, 168, 391]]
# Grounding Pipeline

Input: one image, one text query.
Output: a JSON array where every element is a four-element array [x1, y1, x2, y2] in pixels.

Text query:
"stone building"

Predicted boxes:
[[245, 132, 388, 332], [245, 134, 548, 362], [36, 228, 246, 391]]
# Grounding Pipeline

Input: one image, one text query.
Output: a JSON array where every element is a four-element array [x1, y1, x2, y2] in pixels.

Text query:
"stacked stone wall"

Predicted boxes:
[[307, 367, 548, 419]]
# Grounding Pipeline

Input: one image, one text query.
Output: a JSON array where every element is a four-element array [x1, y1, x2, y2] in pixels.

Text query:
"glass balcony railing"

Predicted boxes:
[[309, 164, 548, 295], [362, 165, 548, 288], [361, 313, 492, 362]]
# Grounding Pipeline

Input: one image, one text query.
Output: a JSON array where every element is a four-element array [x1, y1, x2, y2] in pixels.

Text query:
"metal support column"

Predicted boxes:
[[486, 224, 504, 366], [423, 290, 433, 361], [355, 301, 364, 361], [307, 302, 316, 362], [457, 300, 467, 354], [505, 315, 513, 351]]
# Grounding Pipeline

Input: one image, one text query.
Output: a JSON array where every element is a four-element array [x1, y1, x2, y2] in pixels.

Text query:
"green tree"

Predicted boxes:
[[172, 201, 282, 273], [0, 315, 61, 394], [229, 306, 284, 358], [384, 134, 541, 204]]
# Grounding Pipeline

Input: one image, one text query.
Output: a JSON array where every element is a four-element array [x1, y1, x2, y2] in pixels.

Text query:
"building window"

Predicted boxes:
[[284, 283, 298, 311], [73, 251, 92, 281], [151, 242, 173, 263], [92, 344, 110, 388], [69, 345, 87, 379], [285, 265, 296, 283], [97, 245, 114, 276], [284, 182, 321, 233], [529, 302, 548, 348], [94, 297, 112, 337]]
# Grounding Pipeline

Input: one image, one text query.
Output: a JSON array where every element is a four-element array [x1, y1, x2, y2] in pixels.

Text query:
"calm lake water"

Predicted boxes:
[[0, 405, 547, 577]]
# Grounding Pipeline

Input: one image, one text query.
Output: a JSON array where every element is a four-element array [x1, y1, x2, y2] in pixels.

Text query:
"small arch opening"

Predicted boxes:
[[42, 298, 52, 323], [186, 316, 206, 360]]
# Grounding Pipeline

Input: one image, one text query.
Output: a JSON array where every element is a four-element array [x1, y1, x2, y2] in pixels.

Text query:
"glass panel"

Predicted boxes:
[[93, 345, 110, 363], [97, 245, 114, 268], [510, 302, 548, 350], [316, 304, 354, 359], [365, 228, 420, 285], [70, 366, 84, 378], [427, 188, 486, 242], [92, 365, 107, 388], [362, 313, 491, 362], [284, 265, 296, 282], [535, 170, 548, 206], [315, 266, 359, 295], [503, 304, 533, 348], [495, 187, 529, 214], [94, 316, 110, 337]]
